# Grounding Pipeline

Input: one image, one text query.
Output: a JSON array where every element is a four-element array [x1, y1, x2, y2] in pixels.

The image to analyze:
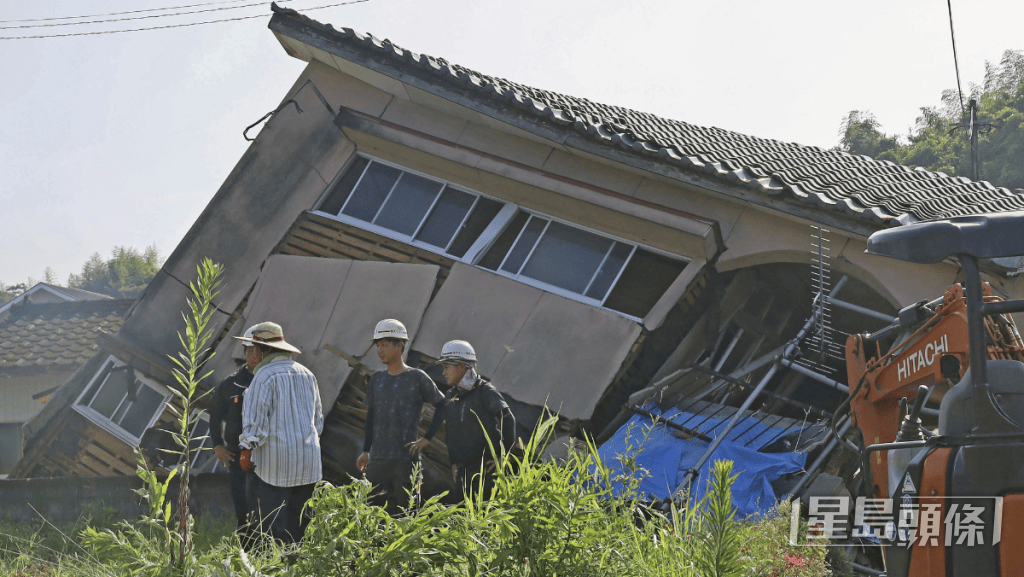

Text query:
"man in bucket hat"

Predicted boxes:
[[356, 319, 445, 515], [236, 322, 323, 545]]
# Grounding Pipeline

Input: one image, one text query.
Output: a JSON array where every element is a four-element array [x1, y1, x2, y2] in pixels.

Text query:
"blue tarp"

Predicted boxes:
[[597, 404, 807, 518]]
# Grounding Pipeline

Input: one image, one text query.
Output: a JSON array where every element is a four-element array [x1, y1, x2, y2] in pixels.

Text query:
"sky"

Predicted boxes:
[[2, 0, 1022, 286]]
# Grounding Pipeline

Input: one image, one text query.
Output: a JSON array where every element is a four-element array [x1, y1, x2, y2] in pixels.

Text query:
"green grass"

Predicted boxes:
[[0, 512, 237, 577], [0, 416, 852, 577]]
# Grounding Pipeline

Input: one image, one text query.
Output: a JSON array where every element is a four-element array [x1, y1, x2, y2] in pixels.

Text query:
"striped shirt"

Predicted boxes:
[[239, 357, 324, 487]]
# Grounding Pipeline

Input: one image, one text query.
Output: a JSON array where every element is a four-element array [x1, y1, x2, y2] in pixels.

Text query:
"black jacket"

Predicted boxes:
[[208, 368, 253, 453], [427, 378, 516, 467]]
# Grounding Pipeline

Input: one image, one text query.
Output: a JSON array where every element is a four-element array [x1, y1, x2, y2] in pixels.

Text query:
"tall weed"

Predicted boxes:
[[293, 415, 755, 577]]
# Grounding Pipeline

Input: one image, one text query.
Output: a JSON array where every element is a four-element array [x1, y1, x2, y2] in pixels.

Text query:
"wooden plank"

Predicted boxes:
[[297, 217, 456, 267], [78, 453, 118, 477], [287, 233, 377, 262], [296, 227, 418, 263], [84, 443, 136, 476]]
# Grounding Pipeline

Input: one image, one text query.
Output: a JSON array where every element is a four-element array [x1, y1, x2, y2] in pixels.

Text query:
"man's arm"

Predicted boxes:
[[485, 386, 518, 451], [312, 375, 324, 437], [239, 373, 271, 451], [362, 407, 374, 453], [408, 371, 446, 457], [357, 379, 375, 472], [424, 401, 446, 440], [207, 377, 230, 448]]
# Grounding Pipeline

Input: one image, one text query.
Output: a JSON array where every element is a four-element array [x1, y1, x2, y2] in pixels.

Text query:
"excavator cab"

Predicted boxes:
[[861, 211, 1024, 576]]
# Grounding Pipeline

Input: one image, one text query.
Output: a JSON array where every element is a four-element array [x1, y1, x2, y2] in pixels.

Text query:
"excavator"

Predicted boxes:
[[839, 212, 1024, 576]]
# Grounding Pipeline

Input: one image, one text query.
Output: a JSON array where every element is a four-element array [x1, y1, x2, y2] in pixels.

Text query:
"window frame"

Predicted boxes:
[[314, 154, 690, 321], [490, 212, 638, 308], [313, 154, 519, 263], [184, 411, 225, 475], [73, 355, 171, 446]]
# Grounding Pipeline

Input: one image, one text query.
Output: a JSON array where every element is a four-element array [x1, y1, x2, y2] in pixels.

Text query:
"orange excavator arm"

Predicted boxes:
[[846, 283, 1024, 498]]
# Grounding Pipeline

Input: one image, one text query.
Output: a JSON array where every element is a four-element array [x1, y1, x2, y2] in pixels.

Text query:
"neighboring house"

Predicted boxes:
[[0, 296, 131, 476], [0, 283, 114, 323], [13, 6, 1024, 483]]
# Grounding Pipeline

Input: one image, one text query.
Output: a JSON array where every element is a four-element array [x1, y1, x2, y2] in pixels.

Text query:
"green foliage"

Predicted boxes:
[[66, 245, 162, 298], [288, 416, 781, 577], [2, 402, 847, 577], [78, 258, 224, 575], [738, 500, 836, 577], [839, 49, 1024, 191], [836, 111, 901, 163], [692, 461, 744, 577], [165, 257, 224, 562], [0, 282, 28, 306]]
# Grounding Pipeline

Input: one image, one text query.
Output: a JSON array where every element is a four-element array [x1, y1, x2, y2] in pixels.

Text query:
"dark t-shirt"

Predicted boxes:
[[364, 368, 444, 461]]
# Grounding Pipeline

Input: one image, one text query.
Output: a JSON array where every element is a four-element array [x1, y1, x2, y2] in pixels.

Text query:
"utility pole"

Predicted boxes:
[[969, 99, 980, 181], [952, 98, 993, 182]]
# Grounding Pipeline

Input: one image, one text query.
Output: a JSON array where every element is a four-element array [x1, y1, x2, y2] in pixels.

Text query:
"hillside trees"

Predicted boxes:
[[67, 245, 162, 298], [839, 49, 1024, 191]]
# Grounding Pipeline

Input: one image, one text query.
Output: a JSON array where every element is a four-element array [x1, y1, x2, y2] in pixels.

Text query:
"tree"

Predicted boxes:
[[837, 111, 901, 162], [839, 49, 1024, 191], [67, 245, 162, 298], [0, 282, 29, 306]]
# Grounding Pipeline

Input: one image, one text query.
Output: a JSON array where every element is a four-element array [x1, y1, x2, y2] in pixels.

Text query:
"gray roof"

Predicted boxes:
[[37, 283, 113, 302], [270, 4, 1024, 228]]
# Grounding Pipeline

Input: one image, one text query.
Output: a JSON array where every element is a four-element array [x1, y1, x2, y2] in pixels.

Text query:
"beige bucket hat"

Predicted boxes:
[[233, 321, 302, 354]]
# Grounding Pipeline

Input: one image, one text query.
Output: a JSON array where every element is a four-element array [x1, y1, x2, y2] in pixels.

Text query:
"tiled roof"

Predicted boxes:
[[271, 5, 1024, 227], [0, 300, 132, 369]]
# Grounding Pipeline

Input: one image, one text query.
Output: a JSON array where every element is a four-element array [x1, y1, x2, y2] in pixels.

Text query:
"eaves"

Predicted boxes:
[[268, 11, 887, 240]]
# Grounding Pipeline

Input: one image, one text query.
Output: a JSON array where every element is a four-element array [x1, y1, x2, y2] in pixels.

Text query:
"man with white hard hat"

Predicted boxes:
[[236, 322, 323, 544], [413, 340, 517, 499], [356, 319, 445, 514], [208, 324, 259, 539]]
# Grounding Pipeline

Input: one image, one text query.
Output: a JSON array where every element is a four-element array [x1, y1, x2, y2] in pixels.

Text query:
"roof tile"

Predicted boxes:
[[271, 7, 1024, 226], [0, 300, 132, 371]]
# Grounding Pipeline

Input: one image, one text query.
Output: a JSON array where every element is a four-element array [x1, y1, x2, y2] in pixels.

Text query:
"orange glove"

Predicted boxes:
[[239, 449, 254, 472]]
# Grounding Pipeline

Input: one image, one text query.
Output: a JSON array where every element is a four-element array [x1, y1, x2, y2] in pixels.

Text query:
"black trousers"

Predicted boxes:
[[228, 464, 248, 528], [365, 458, 420, 515], [246, 473, 316, 545]]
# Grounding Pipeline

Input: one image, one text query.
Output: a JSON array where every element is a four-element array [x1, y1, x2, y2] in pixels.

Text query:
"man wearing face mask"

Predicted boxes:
[[410, 340, 518, 498]]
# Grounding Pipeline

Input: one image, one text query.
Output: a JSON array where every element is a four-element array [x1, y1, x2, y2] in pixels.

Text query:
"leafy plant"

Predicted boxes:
[[81, 258, 224, 574]]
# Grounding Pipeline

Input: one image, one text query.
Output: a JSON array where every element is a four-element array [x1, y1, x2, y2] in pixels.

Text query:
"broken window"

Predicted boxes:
[[316, 155, 688, 320], [316, 157, 507, 259], [74, 356, 170, 445]]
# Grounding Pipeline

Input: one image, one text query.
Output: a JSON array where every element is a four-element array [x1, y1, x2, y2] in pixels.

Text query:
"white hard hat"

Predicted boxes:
[[372, 319, 409, 341], [239, 324, 259, 348], [437, 340, 477, 364]]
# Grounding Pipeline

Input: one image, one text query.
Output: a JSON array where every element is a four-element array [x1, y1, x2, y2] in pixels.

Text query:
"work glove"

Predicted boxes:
[[239, 449, 254, 472]]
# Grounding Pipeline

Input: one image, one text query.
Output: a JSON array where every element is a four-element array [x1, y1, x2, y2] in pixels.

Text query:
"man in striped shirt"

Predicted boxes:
[[237, 322, 324, 545]]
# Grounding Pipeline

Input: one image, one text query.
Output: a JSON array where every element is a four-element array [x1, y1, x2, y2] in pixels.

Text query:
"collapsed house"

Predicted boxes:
[[0, 285, 130, 476], [14, 5, 1024, 505]]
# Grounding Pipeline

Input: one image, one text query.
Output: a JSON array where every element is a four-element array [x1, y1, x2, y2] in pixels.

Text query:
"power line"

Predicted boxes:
[[946, 0, 966, 116], [1, 1, 291, 30], [1, 0, 258, 24], [0, 1, 368, 40]]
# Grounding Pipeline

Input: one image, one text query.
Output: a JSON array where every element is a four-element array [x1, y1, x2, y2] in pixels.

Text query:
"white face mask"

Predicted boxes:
[[457, 366, 478, 390]]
